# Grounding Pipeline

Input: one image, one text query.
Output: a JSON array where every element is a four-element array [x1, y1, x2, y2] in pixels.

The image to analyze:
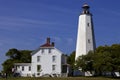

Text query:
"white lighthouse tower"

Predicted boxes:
[[75, 4, 96, 60]]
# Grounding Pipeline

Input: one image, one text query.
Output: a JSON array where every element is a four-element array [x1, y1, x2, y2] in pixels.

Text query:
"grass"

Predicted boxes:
[[0, 77, 120, 80]]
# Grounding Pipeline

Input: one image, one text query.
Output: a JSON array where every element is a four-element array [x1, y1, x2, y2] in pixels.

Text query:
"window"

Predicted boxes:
[[52, 56, 56, 62], [28, 66, 31, 71], [37, 65, 41, 72], [37, 56, 41, 62], [52, 65, 56, 71], [22, 66, 24, 71], [41, 49, 44, 53], [48, 48, 51, 53], [87, 23, 89, 27], [88, 39, 91, 43]]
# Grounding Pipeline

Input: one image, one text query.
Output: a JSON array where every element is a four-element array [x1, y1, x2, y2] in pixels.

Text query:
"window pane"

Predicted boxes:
[[22, 66, 24, 71], [41, 49, 44, 53], [29, 66, 31, 71], [52, 65, 56, 71], [37, 65, 41, 72], [48, 49, 51, 53], [37, 56, 41, 62], [87, 23, 89, 27], [88, 39, 91, 43], [52, 56, 56, 62]]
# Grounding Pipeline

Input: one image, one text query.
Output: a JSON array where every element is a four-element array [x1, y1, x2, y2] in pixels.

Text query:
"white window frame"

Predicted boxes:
[[41, 49, 44, 53], [28, 66, 31, 71], [37, 56, 41, 62], [22, 66, 24, 71], [52, 65, 56, 71], [37, 65, 41, 72], [48, 48, 52, 53], [52, 56, 56, 62]]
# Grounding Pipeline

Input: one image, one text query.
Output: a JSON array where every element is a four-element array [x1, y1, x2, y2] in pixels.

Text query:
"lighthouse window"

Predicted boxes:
[[87, 23, 89, 27], [88, 39, 91, 43]]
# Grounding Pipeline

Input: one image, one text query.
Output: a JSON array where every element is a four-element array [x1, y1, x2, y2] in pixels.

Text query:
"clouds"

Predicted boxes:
[[0, 16, 52, 29], [0, 15, 72, 32], [0, 0, 119, 71]]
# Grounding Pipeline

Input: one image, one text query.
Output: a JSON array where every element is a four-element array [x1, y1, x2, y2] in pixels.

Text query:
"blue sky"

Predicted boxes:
[[0, 0, 120, 70]]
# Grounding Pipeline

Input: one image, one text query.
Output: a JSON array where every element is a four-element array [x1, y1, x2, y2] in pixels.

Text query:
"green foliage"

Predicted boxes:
[[20, 50, 32, 63], [6, 48, 21, 59], [67, 51, 75, 68], [76, 51, 94, 71], [2, 59, 21, 74], [2, 48, 32, 74], [75, 44, 120, 75]]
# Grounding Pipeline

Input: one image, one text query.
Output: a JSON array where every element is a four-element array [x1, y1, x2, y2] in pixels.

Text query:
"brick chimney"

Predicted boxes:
[[51, 42, 55, 47], [46, 37, 50, 44]]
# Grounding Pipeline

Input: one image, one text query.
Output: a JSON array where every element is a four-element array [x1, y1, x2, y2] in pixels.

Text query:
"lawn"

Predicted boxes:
[[0, 77, 119, 80]]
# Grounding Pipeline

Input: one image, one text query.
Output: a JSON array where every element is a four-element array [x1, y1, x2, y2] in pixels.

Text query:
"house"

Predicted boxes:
[[14, 38, 70, 77], [14, 63, 31, 77]]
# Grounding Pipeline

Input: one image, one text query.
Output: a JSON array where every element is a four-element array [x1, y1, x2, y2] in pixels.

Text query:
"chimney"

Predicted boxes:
[[51, 42, 55, 47], [46, 37, 50, 44]]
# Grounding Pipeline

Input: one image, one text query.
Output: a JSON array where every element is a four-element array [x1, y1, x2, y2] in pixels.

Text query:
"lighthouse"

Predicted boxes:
[[75, 4, 96, 60]]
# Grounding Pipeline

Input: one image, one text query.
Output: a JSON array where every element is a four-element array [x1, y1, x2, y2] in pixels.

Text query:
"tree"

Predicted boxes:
[[20, 50, 31, 63], [67, 51, 75, 76], [67, 51, 75, 68], [6, 48, 21, 60], [75, 44, 120, 76], [75, 51, 94, 72], [2, 48, 32, 74]]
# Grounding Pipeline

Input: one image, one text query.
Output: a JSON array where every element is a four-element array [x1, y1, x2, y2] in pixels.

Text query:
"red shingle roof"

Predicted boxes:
[[41, 43, 53, 47], [40, 37, 54, 47]]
